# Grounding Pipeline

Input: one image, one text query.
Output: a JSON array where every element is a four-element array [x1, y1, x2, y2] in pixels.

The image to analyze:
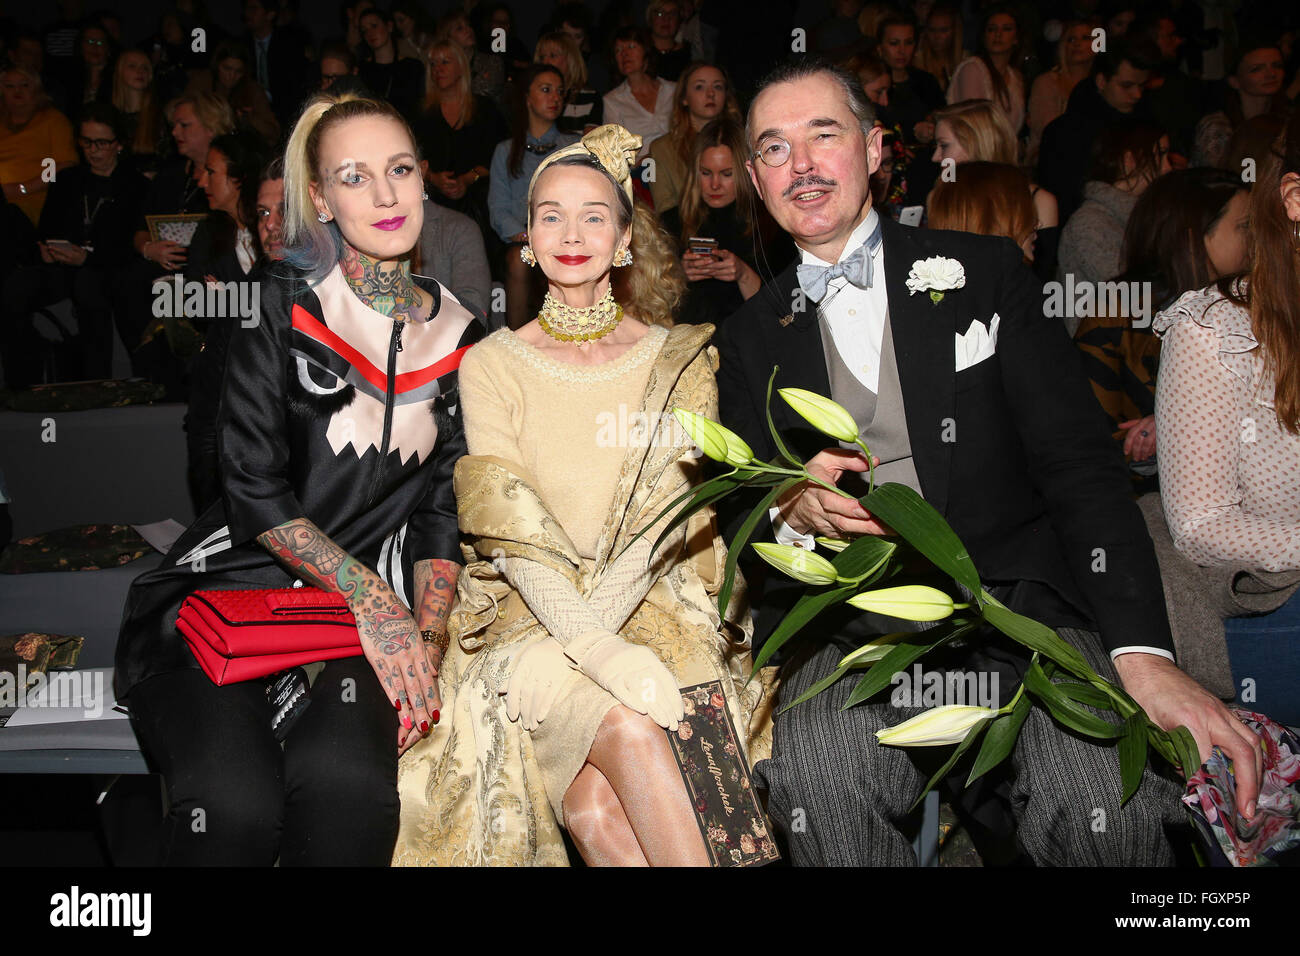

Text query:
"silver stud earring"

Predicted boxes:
[[422, 190, 429, 200], [318, 212, 330, 223]]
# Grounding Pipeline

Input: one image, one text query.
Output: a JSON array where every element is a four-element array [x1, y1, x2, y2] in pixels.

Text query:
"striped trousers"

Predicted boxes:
[[756, 628, 1184, 866]]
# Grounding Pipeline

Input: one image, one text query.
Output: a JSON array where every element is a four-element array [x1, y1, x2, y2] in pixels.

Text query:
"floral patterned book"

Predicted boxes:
[[667, 681, 781, 867]]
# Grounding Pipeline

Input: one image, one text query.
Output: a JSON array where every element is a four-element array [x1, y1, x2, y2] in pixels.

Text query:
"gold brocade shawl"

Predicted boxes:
[[392, 324, 774, 867]]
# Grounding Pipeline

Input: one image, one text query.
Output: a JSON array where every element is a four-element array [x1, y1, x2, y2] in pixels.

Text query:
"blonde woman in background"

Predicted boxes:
[[931, 99, 1058, 275], [394, 126, 766, 867], [414, 39, 504, 215], [112, 49, 164, 173], [535, 31, 602, 135], [1027, 19, 1096, 165]]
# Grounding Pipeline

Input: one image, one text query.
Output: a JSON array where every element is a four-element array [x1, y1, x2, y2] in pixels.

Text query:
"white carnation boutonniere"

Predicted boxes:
[[906, 256, 966, 305]]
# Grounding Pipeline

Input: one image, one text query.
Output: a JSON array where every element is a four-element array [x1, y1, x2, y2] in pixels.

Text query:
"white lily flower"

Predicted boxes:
[[876, 704, 997, 747], [778, 388, 860, 443], [846, 585, 957, 621], [752, 542, 839, 586], [837, 634, 904, 667]]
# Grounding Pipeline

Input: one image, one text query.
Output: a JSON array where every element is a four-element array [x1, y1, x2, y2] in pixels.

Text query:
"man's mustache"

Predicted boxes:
[[782, 176, 837, 199]]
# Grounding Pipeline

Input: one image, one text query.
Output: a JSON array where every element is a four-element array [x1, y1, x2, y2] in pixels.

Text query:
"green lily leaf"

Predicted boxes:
[[907, 718, 990, 813], [621, 471, 742, 557], [647, 474, 746, 556], [1170, 725, 1204, 779], [965, 690, 1032, 786], [750, 535, 897, 673], [1118, 713, 1149, 806], [752, 582, 856, 673], [717, 477, 804, 619], [780, 663, 853, 712], [843, 621, 974, 709], [1142, 724, 1178, 768], [980, 600, 1095, 682], [860, 483, 981, 595], [1021, 658, 1121, 739], [764, 366, 801, 468], [1056, 681, 1114, 710]]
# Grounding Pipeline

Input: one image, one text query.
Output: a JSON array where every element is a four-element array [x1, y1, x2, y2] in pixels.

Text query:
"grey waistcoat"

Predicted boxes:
[[817, 311, 921, 496]]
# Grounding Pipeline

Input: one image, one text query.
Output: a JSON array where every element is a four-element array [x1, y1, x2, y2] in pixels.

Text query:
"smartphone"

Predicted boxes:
[[44, 239, 77, 249], [898, 206, 924, 227], [688, 236, 718, 256]]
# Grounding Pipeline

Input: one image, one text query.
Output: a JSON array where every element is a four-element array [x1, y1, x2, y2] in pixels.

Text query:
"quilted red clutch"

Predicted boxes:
[[176, 587, 363, 685]]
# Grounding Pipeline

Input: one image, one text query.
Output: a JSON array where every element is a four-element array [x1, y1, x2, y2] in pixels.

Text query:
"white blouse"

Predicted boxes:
[[1153, 285, 1300, 571], [602, 79, 677, 164]]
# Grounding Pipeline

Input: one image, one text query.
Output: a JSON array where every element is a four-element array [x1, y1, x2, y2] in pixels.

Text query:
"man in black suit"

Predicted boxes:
[[243, 0, 312, 131], [717, 59, 1262, 866]]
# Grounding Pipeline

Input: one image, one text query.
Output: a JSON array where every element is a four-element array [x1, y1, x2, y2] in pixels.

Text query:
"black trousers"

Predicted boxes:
[[127, 657, 399, 866]]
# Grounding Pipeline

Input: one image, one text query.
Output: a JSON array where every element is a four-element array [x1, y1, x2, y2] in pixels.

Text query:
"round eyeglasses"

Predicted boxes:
[[751, 136, 793, 168]]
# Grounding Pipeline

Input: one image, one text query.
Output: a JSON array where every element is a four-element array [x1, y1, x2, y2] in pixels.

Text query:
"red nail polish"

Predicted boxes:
[[419, 720, 429, 733], [432, 709, 440, 724], [394, 699, 402, 710], [401, 714, 412, 729]]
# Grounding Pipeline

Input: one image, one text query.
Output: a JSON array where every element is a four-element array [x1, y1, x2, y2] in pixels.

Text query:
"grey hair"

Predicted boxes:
[[744, 57, 877, 147]]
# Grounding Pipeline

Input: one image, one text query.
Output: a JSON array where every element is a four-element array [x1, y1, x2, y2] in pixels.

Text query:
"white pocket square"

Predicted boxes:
[[954, 314, 1000, 372]]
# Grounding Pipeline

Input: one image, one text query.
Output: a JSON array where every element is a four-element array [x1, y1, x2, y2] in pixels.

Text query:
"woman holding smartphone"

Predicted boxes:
[[659, 117, 791, 327]]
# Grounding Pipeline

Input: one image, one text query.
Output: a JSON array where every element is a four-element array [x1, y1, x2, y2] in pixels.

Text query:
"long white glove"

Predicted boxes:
[[564, 628, 684, 731], [504, 636, 571, 731], [498, 557, 684, 730]]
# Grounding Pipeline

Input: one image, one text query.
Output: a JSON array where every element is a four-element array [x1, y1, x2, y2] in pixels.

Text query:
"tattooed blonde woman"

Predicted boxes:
[[394, 125, 770, 867], [114, 92, 483, 866]]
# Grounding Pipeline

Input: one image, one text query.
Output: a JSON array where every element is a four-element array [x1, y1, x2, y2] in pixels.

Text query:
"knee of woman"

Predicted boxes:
[[599, 704, 669, 756], [165, 769, 284, 844], [563, 782, 624, 847]]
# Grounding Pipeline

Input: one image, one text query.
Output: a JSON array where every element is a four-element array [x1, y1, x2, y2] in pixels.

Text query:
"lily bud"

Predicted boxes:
[[752, 542, 839, 586], [673, 408, 729, 463], [876, 705, 998, 747], [778, 388, 860, 443], [846, 585, 956, 621], [718, 426, 755, 467], [815, 536, 849, 553], [837, 633, 903, 667]]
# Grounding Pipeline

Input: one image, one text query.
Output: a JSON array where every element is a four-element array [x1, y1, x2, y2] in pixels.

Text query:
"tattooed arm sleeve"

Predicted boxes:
[[412, 557, 461, 662], [256, 516, 384, 603]]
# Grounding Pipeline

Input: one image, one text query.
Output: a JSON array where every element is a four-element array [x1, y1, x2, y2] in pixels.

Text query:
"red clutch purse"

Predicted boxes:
[[176, 587, 363, 685]]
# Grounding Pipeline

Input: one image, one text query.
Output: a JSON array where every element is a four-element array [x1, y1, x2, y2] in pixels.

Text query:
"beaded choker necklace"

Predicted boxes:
[[536, 288, 623, 343]]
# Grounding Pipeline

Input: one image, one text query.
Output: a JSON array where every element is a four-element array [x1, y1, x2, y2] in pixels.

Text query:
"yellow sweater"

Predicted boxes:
[[0, 108, 78, 224], [458, 325, 668, 559]]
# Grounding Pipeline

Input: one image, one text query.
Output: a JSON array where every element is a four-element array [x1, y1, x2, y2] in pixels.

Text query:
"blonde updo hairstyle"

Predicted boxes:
[[283, 92, 422, 281], [530, 152, 685, 327]]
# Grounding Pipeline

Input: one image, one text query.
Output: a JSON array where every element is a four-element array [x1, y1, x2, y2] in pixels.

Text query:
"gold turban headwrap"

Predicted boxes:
[[525, 124, 642, 233]]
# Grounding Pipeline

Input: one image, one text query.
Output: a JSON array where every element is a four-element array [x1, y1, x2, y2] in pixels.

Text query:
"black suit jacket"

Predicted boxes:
[[716, 217, 1174, 659]]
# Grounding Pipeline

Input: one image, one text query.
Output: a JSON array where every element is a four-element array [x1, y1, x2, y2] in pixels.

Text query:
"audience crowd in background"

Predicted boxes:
[[2, 0, 1300, 732]]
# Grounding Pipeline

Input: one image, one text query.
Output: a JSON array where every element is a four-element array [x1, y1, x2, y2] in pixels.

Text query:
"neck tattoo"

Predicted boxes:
[[341, 243, 420, 321]]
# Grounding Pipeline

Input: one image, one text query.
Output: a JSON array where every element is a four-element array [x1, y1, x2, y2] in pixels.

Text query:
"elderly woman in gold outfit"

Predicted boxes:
[[393, 126, 769, 867]]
